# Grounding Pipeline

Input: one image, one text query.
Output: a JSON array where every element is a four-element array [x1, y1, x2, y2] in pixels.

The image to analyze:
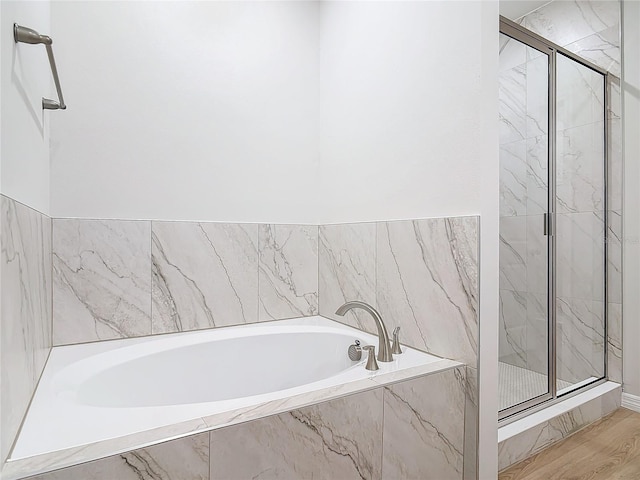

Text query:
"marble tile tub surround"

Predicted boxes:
[[26, 434, 210, 480], [319, 216, 479, 366], [23, 367, 466, 480], [31, 214, 477, 476], [53, 219, 152, 345], [318, 215, 479, 480], [53, 220, 318, 345], [1, 196, 52, 465], [54, 215, 476, 352], [4, 353, 462, 479]]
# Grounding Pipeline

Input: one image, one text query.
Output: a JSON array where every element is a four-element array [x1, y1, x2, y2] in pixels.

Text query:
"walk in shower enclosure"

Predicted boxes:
[[499, 16, 609, 419]]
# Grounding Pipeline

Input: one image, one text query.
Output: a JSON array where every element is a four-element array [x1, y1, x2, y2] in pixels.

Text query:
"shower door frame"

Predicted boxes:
[[498, 16, 610, 422]]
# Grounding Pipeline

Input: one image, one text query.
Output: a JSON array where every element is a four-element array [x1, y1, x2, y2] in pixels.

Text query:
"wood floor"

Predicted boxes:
[[499, 408, 640, 480]]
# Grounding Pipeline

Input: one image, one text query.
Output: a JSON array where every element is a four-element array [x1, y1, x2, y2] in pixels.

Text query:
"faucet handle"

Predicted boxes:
[[391, 327, 402, 354], [348, 340, 362, 361], [363, 345, 379, 371]]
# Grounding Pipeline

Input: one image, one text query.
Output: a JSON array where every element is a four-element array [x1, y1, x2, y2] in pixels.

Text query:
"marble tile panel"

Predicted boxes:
[[526, 135, 548, 216], [526, 214, 548, 296], [607, 302, 622, 384], [258, 224, 318, 321], [608, 117, 623, 212], [555, 212, 605, 301], [557, 58, 605, 132], [53, 219, 151, 344], [564, 26, 621, 77], [524, 1, 620, 48], [1, 197, 52, 464], [318, 222, 376, 332], [499, 65, 527, 144], [526, 53, 549, 138], [605, 210, 622, 303], [556, 122, 605, 214], [152, 222, 258, 333], [376, 217, 479, 365], [499, 34, 526, 72], [609, 77, 621, 120], [27, 434, 209, 480], [382, 368, 465, 480], [498, 420, 551, 472], [500, 216, 527, 292], [462, 366, 478, 480], [209, 388, 383, 480], [500, 140, 527, 217], [556, 297, 605, 385], [499, 290, 527, 368], [525, 292, 548, 375]]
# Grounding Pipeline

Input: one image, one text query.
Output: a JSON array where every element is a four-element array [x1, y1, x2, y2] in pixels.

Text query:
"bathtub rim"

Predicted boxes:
[[2, 316, 464, 480]]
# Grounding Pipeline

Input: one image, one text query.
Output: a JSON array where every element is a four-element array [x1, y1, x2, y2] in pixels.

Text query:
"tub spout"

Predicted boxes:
[[335, 301, 393, 362]]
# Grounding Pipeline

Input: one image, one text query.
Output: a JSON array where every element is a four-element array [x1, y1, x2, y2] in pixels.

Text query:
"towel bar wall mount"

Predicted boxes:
[[13, 23, 66, 110]]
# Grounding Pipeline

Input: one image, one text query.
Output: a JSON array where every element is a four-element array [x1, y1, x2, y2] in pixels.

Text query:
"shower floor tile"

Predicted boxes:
[[499, 362, 572, 411]]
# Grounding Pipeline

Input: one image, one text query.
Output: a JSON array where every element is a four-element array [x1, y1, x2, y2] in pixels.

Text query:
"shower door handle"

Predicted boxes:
[[544, 213, 554, 236]]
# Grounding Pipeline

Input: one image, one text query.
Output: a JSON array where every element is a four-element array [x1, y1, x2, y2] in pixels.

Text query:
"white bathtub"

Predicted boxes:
[[10, 316, 457, 468]]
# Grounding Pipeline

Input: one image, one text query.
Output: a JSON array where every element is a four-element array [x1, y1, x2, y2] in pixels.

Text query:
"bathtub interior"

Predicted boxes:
[[73, 332, 362, 407], [10, 316, 448, 462]]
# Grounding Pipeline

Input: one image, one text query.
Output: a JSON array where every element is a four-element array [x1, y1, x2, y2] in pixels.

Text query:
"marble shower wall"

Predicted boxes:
[[498, 0, 622, 384], [53, 220, 318, 345], [1, 196, 52, 464], [26, 367, 466, 480], [318, 215, 479, 479]]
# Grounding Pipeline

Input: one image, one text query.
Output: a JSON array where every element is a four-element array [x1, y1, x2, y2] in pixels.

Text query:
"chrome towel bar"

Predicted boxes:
[[13, 23, 66, 110]]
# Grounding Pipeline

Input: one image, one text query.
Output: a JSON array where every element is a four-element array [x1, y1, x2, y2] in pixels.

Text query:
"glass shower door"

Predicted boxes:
[[499, 16, 609, 420], [498, 32, 551, 413], [555, 53, 606, 395]]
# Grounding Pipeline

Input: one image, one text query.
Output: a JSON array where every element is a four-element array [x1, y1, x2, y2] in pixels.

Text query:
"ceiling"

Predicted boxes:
[[499, 0, 552, 20]]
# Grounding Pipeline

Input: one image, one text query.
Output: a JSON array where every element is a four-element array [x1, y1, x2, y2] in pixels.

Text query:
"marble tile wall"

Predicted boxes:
[[258, 224, 318, 321], [152, 222, 257, 333], [1, 196, 52, 465], [210, 388, 384, 479], [499, 0, 622, 388], [319, 217, 479, 366], [318, 216, 479, 479], [498, 384, 621, 471], [24, 367, 465, 480], [26, 434, 209, 480], [53, 221, 318, 345], [53, 219, 152, 344], [382, 368, 466, 479]]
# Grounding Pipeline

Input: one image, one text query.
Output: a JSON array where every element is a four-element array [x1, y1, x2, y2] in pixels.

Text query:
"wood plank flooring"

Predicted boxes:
[[499, 408, 640, 480]]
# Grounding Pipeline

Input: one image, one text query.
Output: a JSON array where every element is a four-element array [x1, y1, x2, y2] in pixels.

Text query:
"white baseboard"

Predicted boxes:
[[622, 393, 640, 413]]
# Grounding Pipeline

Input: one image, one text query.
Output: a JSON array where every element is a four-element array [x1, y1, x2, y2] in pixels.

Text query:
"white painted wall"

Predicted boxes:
[[1, 1, 52, 215], [317, 1, 487, 224], [50, 1, 320, 223], [623, 0, 640, 398], [478, 4, 500, 479], [51, 0, 498, 226]]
